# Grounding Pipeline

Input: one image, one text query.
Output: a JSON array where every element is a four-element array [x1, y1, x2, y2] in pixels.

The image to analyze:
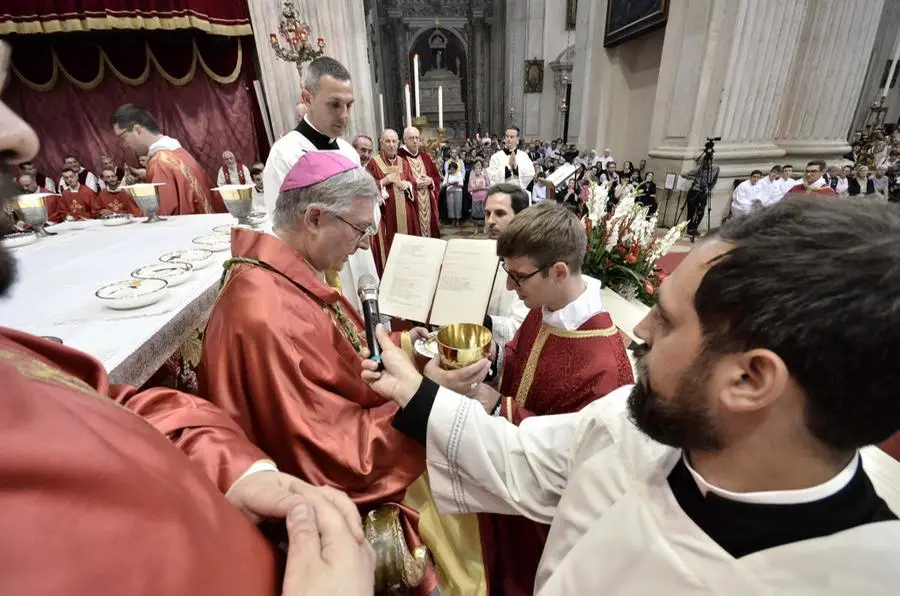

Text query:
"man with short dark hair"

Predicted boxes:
[[60, 166, 97, 220], [757, 165, 783, 207], [777, 163, 797, 195], [786, 160, 837, 196], [249, 165, 265, 212], [111, 104, 222, 215], [364, 196, 900, 594], [487, 126, 535, 191], [729, 169, 764, 217], [351, 134, 374, 167], [57, 155, 98, 193], [484, 183, 532, 348], [95, 168, 142, 217]]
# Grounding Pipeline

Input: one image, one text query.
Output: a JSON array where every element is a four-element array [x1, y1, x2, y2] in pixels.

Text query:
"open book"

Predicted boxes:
[[378, 234, 500, 326]]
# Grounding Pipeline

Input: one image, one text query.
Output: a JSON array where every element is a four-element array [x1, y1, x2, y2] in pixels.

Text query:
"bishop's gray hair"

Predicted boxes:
[[302, 57, 352, 95], [273, 165, 378, 232]]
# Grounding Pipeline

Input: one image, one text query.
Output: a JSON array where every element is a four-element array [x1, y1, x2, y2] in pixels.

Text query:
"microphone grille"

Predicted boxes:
[[358, 274, 379, 292]]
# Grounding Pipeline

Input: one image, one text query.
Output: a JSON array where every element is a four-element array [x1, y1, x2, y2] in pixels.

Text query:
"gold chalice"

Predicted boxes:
[[12, 193, 56, 236], [213, 184, 255, 226], [436, 323, 493, 370], [122, 183, 166, 223]]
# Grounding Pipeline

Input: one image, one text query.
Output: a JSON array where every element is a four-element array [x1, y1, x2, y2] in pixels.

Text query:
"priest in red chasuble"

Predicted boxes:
[[111, 104, 225, 215], [197, 152, 440, 594], [94, 167, 142, 217], [366, 128, 417, 274], [430, 202, 634, 596], [59, 166, 97, 219], [399, 126, 441, 239]]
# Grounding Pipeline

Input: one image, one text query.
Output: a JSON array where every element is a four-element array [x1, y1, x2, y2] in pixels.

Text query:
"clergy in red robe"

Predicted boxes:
[[197, 152, 437, 593], [366, 129, 417, 274], [94, 167, 142, 217], [60, 167, 97, 219], [399, 126, 441, 239], [446, 203, 633, 596], [786, 160, 838, 197], [111, 103, 225, 215]]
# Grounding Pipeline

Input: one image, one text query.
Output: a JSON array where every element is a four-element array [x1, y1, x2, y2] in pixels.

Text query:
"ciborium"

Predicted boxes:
[[212, 184, 255, 226], [364, 505, 428, 592], [122, 183, 166, 223], [436, 323, 493, 370], [12, 193, 56, 236]]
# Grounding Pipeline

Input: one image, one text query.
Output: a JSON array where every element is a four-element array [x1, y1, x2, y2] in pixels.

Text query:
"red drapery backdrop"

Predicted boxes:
[[3, 30, 268, 183]]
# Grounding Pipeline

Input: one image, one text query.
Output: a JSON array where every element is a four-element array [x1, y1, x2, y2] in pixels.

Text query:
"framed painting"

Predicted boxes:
[[524, 59, 544, 94], [566, 0, 578, 30], [604, 0, 669, 48]]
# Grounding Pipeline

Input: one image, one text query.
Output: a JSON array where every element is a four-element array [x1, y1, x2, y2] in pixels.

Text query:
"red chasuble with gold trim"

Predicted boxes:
[[366, 153, 418, 275], [399, 146, 441, 239], [148, 148, 225, 215], [0, 328, 280, 595], [61, 185, 97, 220], [95, 189, 143, 217], [481, 308, 634, 596]]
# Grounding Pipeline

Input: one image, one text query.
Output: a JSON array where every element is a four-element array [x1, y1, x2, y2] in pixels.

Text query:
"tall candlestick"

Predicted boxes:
[[438, 86, 444, 130], [404, 84, 413, 129], [885, 38, 900, 98], [413, 54, 421, 118], [379, 93, 385, 134]]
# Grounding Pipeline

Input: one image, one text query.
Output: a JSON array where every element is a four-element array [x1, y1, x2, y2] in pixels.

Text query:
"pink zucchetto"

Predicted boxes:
[[279, 152, 358, 192]]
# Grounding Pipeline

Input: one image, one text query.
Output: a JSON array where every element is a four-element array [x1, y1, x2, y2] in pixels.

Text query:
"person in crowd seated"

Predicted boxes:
[[57, 155, 99, 193], [97, 154, 127, 189], [196, 151, 440, 594], [0, 46, 372, 595], [600, 160, 619, 184], [17, 173, 41, 194], [488, 126, 535, 190], [351, 133, 374, 167], [842, 163, 853, 179], [18, 173, 66, 223], [111, 104, 223, 215], [786, 160, 836, 196], [872, 165, 889, 200], [216, 151, 252, 187], [843, 141, 862, 163], [484, 183, 532, 349], [777, 163, 797, 195], [599, 148, 614, 169], [728, 170, 763, 218], [249, 165, 265, 213], [362, 196, 900, 595], [637, 171, 658, 214], [637, 158, 648, 179], [59, 166, 97, 220], [19, 161, 55, 193], [756, 165, 785, 206], [94, 168, 142, 217], [127, 154, 149, 183], [848, 164, 876, 198]]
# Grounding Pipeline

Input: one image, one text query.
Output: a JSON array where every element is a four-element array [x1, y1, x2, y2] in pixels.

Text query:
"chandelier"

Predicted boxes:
[[269, 1, 326, 77]]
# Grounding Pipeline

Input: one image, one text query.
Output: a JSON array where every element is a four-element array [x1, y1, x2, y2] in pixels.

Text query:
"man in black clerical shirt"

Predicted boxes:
[[362, 195, 900, 593]]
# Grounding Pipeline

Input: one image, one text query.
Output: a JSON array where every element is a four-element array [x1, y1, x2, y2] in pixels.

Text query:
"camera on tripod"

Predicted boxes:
[[704, 136, 722, 153]]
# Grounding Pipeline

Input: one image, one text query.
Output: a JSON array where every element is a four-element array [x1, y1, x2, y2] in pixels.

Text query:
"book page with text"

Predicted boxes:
[[429, 238, 499, 326], [378, 234, 447, 323]]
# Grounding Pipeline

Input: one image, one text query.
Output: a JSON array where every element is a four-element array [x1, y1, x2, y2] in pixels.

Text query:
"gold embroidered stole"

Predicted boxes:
[[373, 154, 408, 235], [405, 154, 433, 236]]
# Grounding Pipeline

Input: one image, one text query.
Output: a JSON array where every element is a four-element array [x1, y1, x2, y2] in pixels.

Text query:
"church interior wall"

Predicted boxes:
[[853, 4, 900, 132]]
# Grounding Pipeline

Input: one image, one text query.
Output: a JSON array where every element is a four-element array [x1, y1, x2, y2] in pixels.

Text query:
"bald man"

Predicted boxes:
[[398, 126, 440, 240], [216, 151, 252, 187], [366, 129, 416, 274]]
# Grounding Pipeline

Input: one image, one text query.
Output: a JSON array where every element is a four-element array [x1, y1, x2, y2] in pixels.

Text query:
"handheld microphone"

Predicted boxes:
[[357, 274, 383, 370]]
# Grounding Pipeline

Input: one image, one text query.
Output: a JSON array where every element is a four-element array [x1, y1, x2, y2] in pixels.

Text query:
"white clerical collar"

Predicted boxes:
[[541, 275, 604, 331], [303, 116, 336, 144], [402, 144, 418, 157], [806, 177, 827, 189], [683, 452, 859, 505], [148, 135, 182, 157]]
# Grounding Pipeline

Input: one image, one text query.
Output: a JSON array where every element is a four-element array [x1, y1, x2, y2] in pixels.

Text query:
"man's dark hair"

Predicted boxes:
[[695, 196, 900, 451], [750, 170, 762, 177], [506, 125, 521, 138], [486, 183, 529, 214], [782, 164, 794, 170], [302, 57, 351, 95], [250, 165, 264, 176], [769, 165, 782, 174], [807, 159, 826, 171], [60, 167, 75, 176], [497, 202, 586, 272], [63, 155, 77, 162], [111, 104, 161, 134]]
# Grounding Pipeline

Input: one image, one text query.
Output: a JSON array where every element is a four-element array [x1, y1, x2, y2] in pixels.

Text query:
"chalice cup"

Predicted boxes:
[[213, 185, 255, 226], [436, 323, 493, 370], [12, 193, 56, 236], [123, 183, 166, 223]]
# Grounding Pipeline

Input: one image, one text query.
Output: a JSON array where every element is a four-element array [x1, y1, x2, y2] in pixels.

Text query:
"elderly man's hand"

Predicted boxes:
[[226, 470, 364, 543]]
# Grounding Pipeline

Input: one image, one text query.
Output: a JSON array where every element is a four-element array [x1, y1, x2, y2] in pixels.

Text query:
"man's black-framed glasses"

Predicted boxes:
[[502, 261, 547, 287], [333, 213, 377, 240]]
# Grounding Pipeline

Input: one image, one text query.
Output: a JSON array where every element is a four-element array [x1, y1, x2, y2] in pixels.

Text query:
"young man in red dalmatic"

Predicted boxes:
[[94, 167, 142, 217], [60, 166, 97, 219], [399, 126, 441, 240]]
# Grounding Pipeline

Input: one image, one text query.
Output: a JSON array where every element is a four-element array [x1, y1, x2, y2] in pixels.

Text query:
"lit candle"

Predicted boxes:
[[413, 54, 421, 118], [404, 84, 413, 129], [884, 38, 900, 98], [438, 86, 444, 130], [379, 93, 385, 133], [269, 33, 277, 43]]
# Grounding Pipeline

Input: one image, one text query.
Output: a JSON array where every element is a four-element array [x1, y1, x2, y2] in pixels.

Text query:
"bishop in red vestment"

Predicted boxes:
[[197, 153, 438, 593], [59, 167, 97, 219], [366, 129, 417, 274], [399, 127, 441, 239], [111, 104, 225, 215]]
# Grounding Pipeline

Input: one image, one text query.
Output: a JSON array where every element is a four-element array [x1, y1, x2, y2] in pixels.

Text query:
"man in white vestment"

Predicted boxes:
[[755, 165, 783, 207], [727, 169, 763, 218], [362, 195, 900, 595], [263, 56, 378, 312], [776, 163, 798, 196], [483, 183, 531, 349], [488, 126, 535, 191]]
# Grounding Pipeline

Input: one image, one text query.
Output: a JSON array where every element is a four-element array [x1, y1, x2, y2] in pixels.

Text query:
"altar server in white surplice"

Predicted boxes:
[[263, 56, 378, 313], [362, 196, 900, 595]]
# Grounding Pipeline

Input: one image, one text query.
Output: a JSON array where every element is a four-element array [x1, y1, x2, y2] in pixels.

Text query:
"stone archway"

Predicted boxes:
[[408, 27, 469, 138]]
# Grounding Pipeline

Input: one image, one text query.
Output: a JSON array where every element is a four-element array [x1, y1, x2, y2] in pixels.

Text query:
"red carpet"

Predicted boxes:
[[656, 252, 688, 275]]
